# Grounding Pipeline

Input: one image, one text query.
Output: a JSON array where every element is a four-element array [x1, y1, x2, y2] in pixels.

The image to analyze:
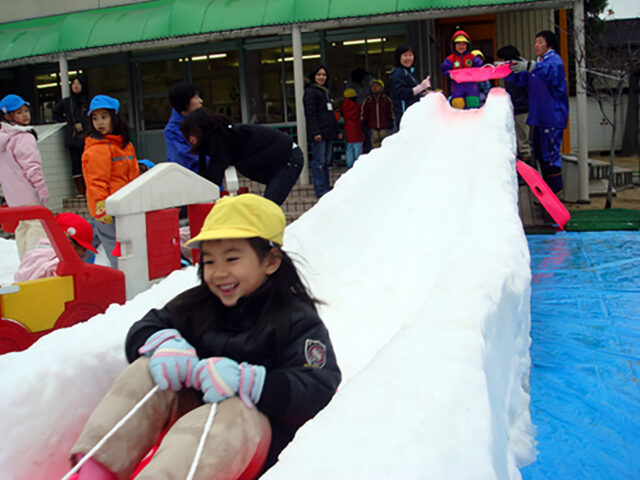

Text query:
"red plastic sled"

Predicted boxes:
[[449, 64, 512, 83], [69, 428, 269, 480], [516, 160, 570, 230]]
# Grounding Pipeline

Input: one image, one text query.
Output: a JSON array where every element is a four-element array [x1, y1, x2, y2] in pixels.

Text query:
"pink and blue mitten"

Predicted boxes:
[[194, 357, 266, 408], [138, 328, 199, 391]]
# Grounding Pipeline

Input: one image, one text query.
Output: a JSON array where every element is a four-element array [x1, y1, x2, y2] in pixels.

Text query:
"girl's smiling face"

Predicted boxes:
[[91, 108, 113, 135], [201, 238, 281, 307], [455, 41, 468, 55]]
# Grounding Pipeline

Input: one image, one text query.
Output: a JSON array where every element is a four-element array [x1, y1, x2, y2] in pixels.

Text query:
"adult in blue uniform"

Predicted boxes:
[[388, 44, 430, 130], [164, 82, 204, 172], [509, 31, 569, 194]]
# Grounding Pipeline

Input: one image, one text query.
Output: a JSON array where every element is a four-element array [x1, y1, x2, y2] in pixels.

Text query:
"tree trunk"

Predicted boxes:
[[621, 69, 639, 157], [605, 80, 624, 209]]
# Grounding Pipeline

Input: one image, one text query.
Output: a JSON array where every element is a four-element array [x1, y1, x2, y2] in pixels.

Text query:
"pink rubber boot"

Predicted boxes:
[[76, 457, 117, 480]]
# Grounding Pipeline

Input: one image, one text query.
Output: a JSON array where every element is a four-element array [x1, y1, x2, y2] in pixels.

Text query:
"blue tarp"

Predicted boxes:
[[522, 231, 640, 479]]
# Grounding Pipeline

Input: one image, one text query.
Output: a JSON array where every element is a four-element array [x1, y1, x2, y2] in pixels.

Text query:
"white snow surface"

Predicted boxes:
[[0, 90, 535, 480]]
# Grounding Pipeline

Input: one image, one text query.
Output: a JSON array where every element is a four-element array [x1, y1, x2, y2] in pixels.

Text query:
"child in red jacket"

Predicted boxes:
[[340, 88, 364, 168]]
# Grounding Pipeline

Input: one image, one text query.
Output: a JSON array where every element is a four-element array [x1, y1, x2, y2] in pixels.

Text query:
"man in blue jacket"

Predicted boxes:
[[164, 82, 204, 172], [509, 31, 569, 195]]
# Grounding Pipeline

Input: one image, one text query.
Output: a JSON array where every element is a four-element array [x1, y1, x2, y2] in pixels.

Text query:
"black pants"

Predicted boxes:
[[69, 146, 83, 176], [263, 146, 303, 205]]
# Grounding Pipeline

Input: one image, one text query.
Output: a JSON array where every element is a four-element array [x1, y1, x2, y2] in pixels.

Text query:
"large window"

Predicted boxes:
[[246, 42, 321, 124], [136, 58, 185, 130], [86, 64, 130, 123], [326, 34, 406, 101], [191, 50, 241, 122]]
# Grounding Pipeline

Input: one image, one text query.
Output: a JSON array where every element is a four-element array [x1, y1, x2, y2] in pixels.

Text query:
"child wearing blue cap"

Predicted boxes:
[[82, 95, 139, 268], [0, 94, 50, 259]]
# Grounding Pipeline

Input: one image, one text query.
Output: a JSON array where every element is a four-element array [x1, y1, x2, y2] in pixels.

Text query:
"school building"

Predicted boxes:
[[0, 0, 596, 200]]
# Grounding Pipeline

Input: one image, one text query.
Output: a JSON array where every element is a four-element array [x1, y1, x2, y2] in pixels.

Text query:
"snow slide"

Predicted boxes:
[[0, 90, 535, 479]]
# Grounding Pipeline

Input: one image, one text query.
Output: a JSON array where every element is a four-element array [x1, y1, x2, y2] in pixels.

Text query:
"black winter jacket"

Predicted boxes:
[[52, 93, 89, 149], [125, 282, 341, 472], [303, 84, 338, 141], [388, 66, 420, 126], [505, 79, 529, 116], [197, 123, 294, 187]]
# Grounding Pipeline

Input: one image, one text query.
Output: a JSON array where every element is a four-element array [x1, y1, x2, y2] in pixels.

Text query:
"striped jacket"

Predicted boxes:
[[82, 134, 139, 217]]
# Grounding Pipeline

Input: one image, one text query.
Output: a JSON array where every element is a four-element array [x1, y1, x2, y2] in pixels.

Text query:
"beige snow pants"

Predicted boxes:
[[15, 218, 46, 260], [70, 357, 271, 480], [515, 112, 531, 160]]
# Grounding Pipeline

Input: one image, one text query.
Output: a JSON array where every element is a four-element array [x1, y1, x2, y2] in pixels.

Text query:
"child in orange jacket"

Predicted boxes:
[[82, 95, 139, 268]]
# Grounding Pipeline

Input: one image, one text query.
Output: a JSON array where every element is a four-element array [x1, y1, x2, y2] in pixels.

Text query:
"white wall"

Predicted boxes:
[[34, 123, 75, 212], [569, 93, 631, 152]]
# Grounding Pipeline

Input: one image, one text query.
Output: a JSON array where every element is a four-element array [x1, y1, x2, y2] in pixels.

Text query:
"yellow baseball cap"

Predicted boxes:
[[343, 88, 357, 98], [186, 194, 286, 248]]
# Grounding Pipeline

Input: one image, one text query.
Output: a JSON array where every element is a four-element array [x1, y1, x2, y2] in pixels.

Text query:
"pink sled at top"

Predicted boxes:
[[449, 64, 513, 83]]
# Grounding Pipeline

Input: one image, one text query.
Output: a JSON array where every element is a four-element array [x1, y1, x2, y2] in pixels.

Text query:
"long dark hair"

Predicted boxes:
[[181, 107, 231, 173], [87, 109, 131, 147], [308, 65, 330, 87], [70, 77, 88, 99], [167, 237, 320, 351]]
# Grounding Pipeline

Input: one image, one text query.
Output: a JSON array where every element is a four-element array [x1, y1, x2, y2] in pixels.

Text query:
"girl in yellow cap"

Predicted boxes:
[[68, 194, 341, 480]]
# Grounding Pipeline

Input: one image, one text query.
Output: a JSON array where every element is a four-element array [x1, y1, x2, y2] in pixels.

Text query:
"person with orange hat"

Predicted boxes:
[[13, 212, 98, 282], [441, 29, 483, 109]]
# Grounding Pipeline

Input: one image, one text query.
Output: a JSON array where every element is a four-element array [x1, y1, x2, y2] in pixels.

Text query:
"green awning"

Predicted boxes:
[[0, 0, 567, 64]]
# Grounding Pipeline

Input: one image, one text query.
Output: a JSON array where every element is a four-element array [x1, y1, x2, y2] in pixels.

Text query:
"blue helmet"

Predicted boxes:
[[88, 95, 120, 115], [0, 94, 30, 114]]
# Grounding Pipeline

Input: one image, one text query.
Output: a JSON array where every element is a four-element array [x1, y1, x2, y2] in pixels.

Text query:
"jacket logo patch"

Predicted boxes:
[[304, 339, 326, 369]]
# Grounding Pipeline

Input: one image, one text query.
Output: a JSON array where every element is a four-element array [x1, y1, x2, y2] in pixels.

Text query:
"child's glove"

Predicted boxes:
[[138, 328, 200, 391], [94, 200, 113, 224], [194, 357, 266, 408], [510, 57, 536, 74]]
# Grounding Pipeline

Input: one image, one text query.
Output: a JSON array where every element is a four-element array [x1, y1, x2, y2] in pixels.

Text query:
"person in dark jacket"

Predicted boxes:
[[69, 194, 341, 479], [361, 78, 394, 149], [164, 81, 203, 172], [497, 45, 531, 162], [388, 44, 430, 130], [303, 65, 340, 198], [509, 31, 569, 194], [180, 108, 303, 205], [53, 77, 90, 196]]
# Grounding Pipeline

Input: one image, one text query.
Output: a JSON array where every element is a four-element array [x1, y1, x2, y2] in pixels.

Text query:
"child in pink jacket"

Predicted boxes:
[[0, 94, 50, 259], [14, 212, 97, 282]]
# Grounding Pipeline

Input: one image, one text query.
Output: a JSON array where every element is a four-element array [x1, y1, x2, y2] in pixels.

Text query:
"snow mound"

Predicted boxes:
[[0, 90, 535, 480]]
